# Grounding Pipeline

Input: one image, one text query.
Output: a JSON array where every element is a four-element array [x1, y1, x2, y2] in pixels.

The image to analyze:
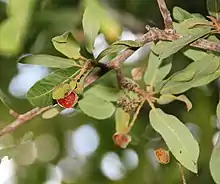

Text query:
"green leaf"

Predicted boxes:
[[192, 13, 206, 19], [207, 0, 220, 20], [170, 70, 195, 82], [156, 63, 172, 82], [175, 95, 192, 111], [159, 81, 189, 95], [52, 83, 70, 100], [191, 68, 220, 87], [7, 0, 35, 16], [152, 28, 211, 60], [82, 2, 101, 53], [165, 53, 217, 82], [160, 54, 220, 94], [182, 47, 207, 61], [0, 88, 13, 109], [179, 18, 210, 30], [144, 51, 172, 86], [78, 94, 115, 119], [52, 32, 81, 59], [113, 40, 143, 48], [157, 94, 176, 105], [160, 69, 220, 94], [210, 100, 220, 183], [173, 18, 210, 36], [84, 84, 119, 102], [169, 52, 218, 82], [83, 0, 121, 43], [115, 108, 130, 133], [172, 6, 193, 22], [144, 51, 161, 85], [74, 68, 93, 94], [18, 54, 81, 68], [157, 94, 192, 111], [27, 67, 80, 107], [0, 0, 35, 55], [208, 35, 220, 43], [97, 44, 127, 61], [149, 108, 199, 173], [74, 81, 84, 95], [210, 135, 220, 184], [0, 18, 26, 55], [217, 100, 220, 119], [193, 55, 220, 77], [99, 6, 121, 42], [69, 80, 77, 90], [42, 106, 60, 119]]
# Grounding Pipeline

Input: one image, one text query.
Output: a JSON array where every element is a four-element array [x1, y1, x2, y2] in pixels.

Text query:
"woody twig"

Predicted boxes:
[[1, 0, 220, 137]]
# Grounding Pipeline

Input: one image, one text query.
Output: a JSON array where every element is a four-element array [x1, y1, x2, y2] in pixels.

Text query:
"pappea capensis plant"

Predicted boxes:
[[1, 0, 220, 183]]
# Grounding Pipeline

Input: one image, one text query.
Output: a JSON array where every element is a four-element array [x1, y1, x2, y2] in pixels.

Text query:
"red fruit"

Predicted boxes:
[[154, 148, 170, 164], [57, 91, 78, 108], [112, 133, 131, 149]]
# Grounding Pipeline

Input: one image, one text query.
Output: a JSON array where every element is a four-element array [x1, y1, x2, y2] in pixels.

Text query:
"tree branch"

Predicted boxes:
[[1, 0, 220, 138], [86, 27, 220, 82], [0, 106, 52, 136], [156, 0, 173, 29], [2, 27, 219, 137]]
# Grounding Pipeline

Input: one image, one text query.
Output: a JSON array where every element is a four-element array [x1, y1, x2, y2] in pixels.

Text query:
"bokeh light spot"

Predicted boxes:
[[72, 124, 99, 157], [122, 149, 139, 170], [35, 134, 59, 162], [14, 141, 37, 166], [57, 156, 85, 183], [100, 152, 126, 181], [9, 64, 49, 98]]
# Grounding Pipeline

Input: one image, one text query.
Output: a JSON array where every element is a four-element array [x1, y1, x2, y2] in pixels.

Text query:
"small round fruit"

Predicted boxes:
[[154, 148, 170, 164], [57, 91, 78, 108], [112, 133, 131, 149]]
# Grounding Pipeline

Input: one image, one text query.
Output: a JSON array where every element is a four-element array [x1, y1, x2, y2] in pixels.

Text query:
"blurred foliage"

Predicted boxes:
[[0, 0, 219, 184]]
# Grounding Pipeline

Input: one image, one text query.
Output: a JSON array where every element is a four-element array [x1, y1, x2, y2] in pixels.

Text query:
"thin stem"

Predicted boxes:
[[178, 163, 187, 184], [147, 98, 156, 110], [156, 0, 173, 29], [9, 109, 20, 118], [152, 97, 159, 101], [115, 67, 124, 89], [127, 100, 145, 132], [74, 61, 94, 85], [78, 55, 88, 62], [0, 106, 52, 136]]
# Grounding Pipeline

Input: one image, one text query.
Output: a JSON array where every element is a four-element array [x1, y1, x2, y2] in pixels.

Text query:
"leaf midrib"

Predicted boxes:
[[152, 109, 192, 160]]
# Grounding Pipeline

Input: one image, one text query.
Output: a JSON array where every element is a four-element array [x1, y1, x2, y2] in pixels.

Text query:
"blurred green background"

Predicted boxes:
[[0, 0, 218, 183]]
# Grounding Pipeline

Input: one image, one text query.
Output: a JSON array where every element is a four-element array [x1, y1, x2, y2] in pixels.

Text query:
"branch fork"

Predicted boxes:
[[1, 0, 220, 137]]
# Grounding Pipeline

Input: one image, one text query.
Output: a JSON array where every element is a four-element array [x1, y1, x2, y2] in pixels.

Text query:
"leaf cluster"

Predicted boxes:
[[1, 0, 220, 183]]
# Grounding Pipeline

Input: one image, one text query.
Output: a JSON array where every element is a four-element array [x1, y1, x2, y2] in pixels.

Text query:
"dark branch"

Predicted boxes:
[[156, 0, 173, 29], [86, 27, 220, 87]]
